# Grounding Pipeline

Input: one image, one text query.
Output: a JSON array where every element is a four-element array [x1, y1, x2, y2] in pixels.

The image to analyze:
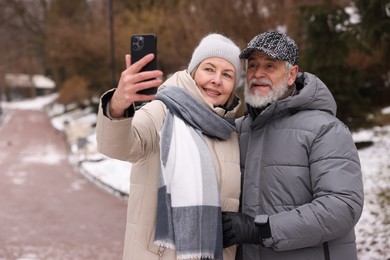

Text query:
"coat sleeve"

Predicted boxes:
[[96, 90, 167, 163], [263, 120, 364, 250]]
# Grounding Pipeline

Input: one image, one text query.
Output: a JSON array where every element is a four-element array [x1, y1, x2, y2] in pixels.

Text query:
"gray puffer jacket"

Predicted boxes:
[[236, 72, 364, 260]]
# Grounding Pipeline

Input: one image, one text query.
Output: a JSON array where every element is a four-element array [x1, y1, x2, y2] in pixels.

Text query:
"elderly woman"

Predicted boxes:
[[96, 33, 243, 260]]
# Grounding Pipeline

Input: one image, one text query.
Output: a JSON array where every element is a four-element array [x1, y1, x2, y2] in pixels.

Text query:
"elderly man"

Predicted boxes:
[[222, 31, 364, 260]]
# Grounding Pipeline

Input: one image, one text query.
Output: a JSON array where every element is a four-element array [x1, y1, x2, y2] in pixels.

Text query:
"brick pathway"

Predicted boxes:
[[0, 109, 127, 260]]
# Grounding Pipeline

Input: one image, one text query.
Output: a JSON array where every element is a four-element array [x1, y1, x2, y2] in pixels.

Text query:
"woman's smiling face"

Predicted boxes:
[[193, 57, 236, 106]]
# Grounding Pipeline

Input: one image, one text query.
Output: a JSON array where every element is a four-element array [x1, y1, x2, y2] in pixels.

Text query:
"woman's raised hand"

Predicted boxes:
[[109, 53, 163, 118]]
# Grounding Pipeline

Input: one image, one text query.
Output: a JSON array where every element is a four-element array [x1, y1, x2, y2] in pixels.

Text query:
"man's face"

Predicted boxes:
[[244, 51, 297, 108]]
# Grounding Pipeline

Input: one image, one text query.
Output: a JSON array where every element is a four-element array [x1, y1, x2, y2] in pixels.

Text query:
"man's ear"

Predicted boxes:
[[287, 65, 299, 86]]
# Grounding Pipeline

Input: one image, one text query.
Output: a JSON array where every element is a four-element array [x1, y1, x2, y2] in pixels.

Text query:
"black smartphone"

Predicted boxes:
[[131, 34, 158, 95]]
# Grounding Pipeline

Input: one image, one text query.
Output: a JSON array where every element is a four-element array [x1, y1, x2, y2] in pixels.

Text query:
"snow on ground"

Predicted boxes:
[[1, 95, 390, 259], [2, 95, 131, 196], [47, 103, 131, 197], [353, 126, 390, 259], [2, 93, 59, 111]]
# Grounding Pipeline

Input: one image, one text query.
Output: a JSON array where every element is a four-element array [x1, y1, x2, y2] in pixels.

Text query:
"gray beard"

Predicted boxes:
[[244, 76, 289, 108]]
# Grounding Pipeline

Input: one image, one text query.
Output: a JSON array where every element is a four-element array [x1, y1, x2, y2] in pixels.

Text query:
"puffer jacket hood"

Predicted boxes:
[[287, 72, 337, 116]]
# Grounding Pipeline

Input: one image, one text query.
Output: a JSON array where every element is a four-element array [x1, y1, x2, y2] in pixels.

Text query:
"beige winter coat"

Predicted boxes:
[[96, 70, 241, 260]]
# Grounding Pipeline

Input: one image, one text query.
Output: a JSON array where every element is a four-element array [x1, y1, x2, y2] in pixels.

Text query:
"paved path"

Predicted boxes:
[[0, 109, 127, 260]]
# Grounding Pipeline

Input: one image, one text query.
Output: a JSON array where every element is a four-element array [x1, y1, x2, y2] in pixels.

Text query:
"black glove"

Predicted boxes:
[[222, 212, 271, 248]]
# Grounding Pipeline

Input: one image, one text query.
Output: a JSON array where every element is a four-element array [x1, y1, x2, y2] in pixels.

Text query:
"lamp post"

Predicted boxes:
[[0, 87, 2, 116], [108, 0, 116, 88]]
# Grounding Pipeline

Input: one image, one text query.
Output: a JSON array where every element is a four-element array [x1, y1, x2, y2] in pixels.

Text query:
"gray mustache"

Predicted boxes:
[[249, 78, 272, 87]]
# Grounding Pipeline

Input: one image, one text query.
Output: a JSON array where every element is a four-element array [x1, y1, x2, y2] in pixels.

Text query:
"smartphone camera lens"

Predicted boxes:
[[132, 36, 144, 51]]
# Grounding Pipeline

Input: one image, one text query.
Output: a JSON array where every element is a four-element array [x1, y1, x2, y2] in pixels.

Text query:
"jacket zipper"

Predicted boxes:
[[158, 246, 166, 260], [260, 123, 269, 213]]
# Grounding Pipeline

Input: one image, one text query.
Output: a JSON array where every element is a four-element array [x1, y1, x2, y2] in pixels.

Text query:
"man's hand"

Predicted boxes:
[[222, 212, 261, 248]]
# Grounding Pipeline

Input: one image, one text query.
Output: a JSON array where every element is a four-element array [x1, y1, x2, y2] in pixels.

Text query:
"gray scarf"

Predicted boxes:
[[154, 86, 235, 259]]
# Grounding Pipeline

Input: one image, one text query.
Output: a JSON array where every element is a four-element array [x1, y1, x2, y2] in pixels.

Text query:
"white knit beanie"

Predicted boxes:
[[187, 33, 242, 88]]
